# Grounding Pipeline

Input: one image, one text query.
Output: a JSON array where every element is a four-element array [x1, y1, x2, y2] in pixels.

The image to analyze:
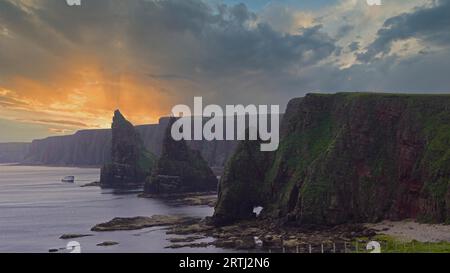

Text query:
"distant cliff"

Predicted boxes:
[[19, 117, 238, 168], [22, 129, 111, 166], [214, 93, 450, 226], [0, 143, 30, 163]]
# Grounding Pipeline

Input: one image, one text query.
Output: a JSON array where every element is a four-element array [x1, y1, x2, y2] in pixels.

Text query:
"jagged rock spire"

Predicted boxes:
[[144, 118, 217, 194], [100, 110, 155, 188]]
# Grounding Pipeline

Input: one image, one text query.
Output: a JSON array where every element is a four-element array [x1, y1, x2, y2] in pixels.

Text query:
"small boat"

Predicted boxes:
[[62, 176, 75, 183]]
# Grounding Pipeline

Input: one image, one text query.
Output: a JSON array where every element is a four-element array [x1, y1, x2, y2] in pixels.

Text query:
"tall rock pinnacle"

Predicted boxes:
[[100, 110, 155, 188]]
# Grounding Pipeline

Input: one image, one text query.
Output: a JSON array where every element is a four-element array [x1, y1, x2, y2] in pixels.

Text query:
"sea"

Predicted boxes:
[[0, 164, 228, 253]]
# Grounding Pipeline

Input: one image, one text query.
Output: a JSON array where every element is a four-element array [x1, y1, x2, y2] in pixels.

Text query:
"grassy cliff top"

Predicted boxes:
[[305, 92, 450, 98]]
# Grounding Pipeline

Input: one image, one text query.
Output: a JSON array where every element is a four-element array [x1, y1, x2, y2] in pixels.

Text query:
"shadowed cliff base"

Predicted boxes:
[[214, 93, 450, 226]]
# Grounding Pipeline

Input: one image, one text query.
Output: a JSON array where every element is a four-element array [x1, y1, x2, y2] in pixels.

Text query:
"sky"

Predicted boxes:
[[1, 0, 450, 142]]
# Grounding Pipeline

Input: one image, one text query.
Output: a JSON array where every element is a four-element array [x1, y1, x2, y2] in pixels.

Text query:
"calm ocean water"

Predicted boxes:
[[0, 164, 224, 253]]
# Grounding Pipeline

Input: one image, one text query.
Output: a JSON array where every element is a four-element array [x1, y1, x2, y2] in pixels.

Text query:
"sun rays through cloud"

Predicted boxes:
[[1, 0, 449, 142]]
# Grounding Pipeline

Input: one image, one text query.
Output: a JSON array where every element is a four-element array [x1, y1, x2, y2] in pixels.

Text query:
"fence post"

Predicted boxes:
[[344, 242, 347, 253], [309, 244, 312, 254], [333, 243, 336, 253], [356, 241, 359, 253], [321, 244, 324, 253], [296, 245, 299, 253]]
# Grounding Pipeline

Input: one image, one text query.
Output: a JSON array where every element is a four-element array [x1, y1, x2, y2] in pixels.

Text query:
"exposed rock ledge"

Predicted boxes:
[[164, 218, 378, 251], [91, 215, 199, 232], [80, 181, 100, 187], [140, 192, 217, 207], [97, 241, 119, 247], [60, 234, 93, 240]]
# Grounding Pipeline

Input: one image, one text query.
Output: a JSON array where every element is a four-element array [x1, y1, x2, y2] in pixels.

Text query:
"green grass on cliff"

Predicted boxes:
[[356, 235, 450, 253], [216, 92, 450, 224], [265, 105, 335, 214], [416, 103, 450, 223]]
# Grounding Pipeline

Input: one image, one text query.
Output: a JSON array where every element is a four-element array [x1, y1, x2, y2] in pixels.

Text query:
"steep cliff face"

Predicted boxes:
[[100, 110, 155, 188], [144, 118, 218, 194], [214, 93, 450, 225], [23, 129, 111, 166], [21, 117, 237, 168], [0, 143, 30, 163]]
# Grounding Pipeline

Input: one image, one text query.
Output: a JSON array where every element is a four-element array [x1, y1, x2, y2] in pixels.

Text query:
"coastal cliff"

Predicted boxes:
[[0, 143, 30, 163], [144, 119, 218, 194], [214, 93, 450, 226], [100, 110, 155, 188], [22, 129, 111, 166], [19, 118, 237, 168]]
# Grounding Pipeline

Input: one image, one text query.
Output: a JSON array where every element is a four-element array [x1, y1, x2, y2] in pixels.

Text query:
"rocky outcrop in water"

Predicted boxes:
[[92, 215, 199, 232], [144, 119, 218, 194], [100, 110, 155, 188], [214, 93, 450, 226]]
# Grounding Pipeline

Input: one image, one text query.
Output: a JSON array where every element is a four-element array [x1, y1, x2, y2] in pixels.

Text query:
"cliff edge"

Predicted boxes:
[[214, 93, 450, 226]]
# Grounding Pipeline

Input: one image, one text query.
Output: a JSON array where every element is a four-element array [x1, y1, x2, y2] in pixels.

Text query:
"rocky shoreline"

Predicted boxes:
[[88, 215, 379, 252], [55, 192, 450, 253], [84, 192, 378, 252], [166, 219, 379, 252]]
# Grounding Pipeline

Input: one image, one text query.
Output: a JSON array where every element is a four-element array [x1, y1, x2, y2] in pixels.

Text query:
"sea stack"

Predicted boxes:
[[144, 118, 218, 194], [100, 110, 155, 188]]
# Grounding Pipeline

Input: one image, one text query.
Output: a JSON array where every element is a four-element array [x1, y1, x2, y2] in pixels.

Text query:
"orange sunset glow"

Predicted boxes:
[[0, 57, 175, 137], [2, 0, 450, 142]]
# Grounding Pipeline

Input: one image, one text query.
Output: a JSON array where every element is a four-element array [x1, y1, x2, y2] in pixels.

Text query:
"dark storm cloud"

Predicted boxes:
[[358, 0, 450, 62], [348, 41, 360, 51], [0, 0, 73, 81], [1, 0, 450, 113], [336, 24, 354, 38], [334, 51, 450, 92], [45, 0, 332, 74], [198, 24, 338, 75], [1, 0, 337, 86], [123, 0, 338, 76], [0, 0, 344, 110]]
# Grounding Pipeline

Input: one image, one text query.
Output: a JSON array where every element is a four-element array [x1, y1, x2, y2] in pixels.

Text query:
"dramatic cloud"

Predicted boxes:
[[19, 119, 93, 128], [358, 0, 450, 62], [0, 0, 449, 142]]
